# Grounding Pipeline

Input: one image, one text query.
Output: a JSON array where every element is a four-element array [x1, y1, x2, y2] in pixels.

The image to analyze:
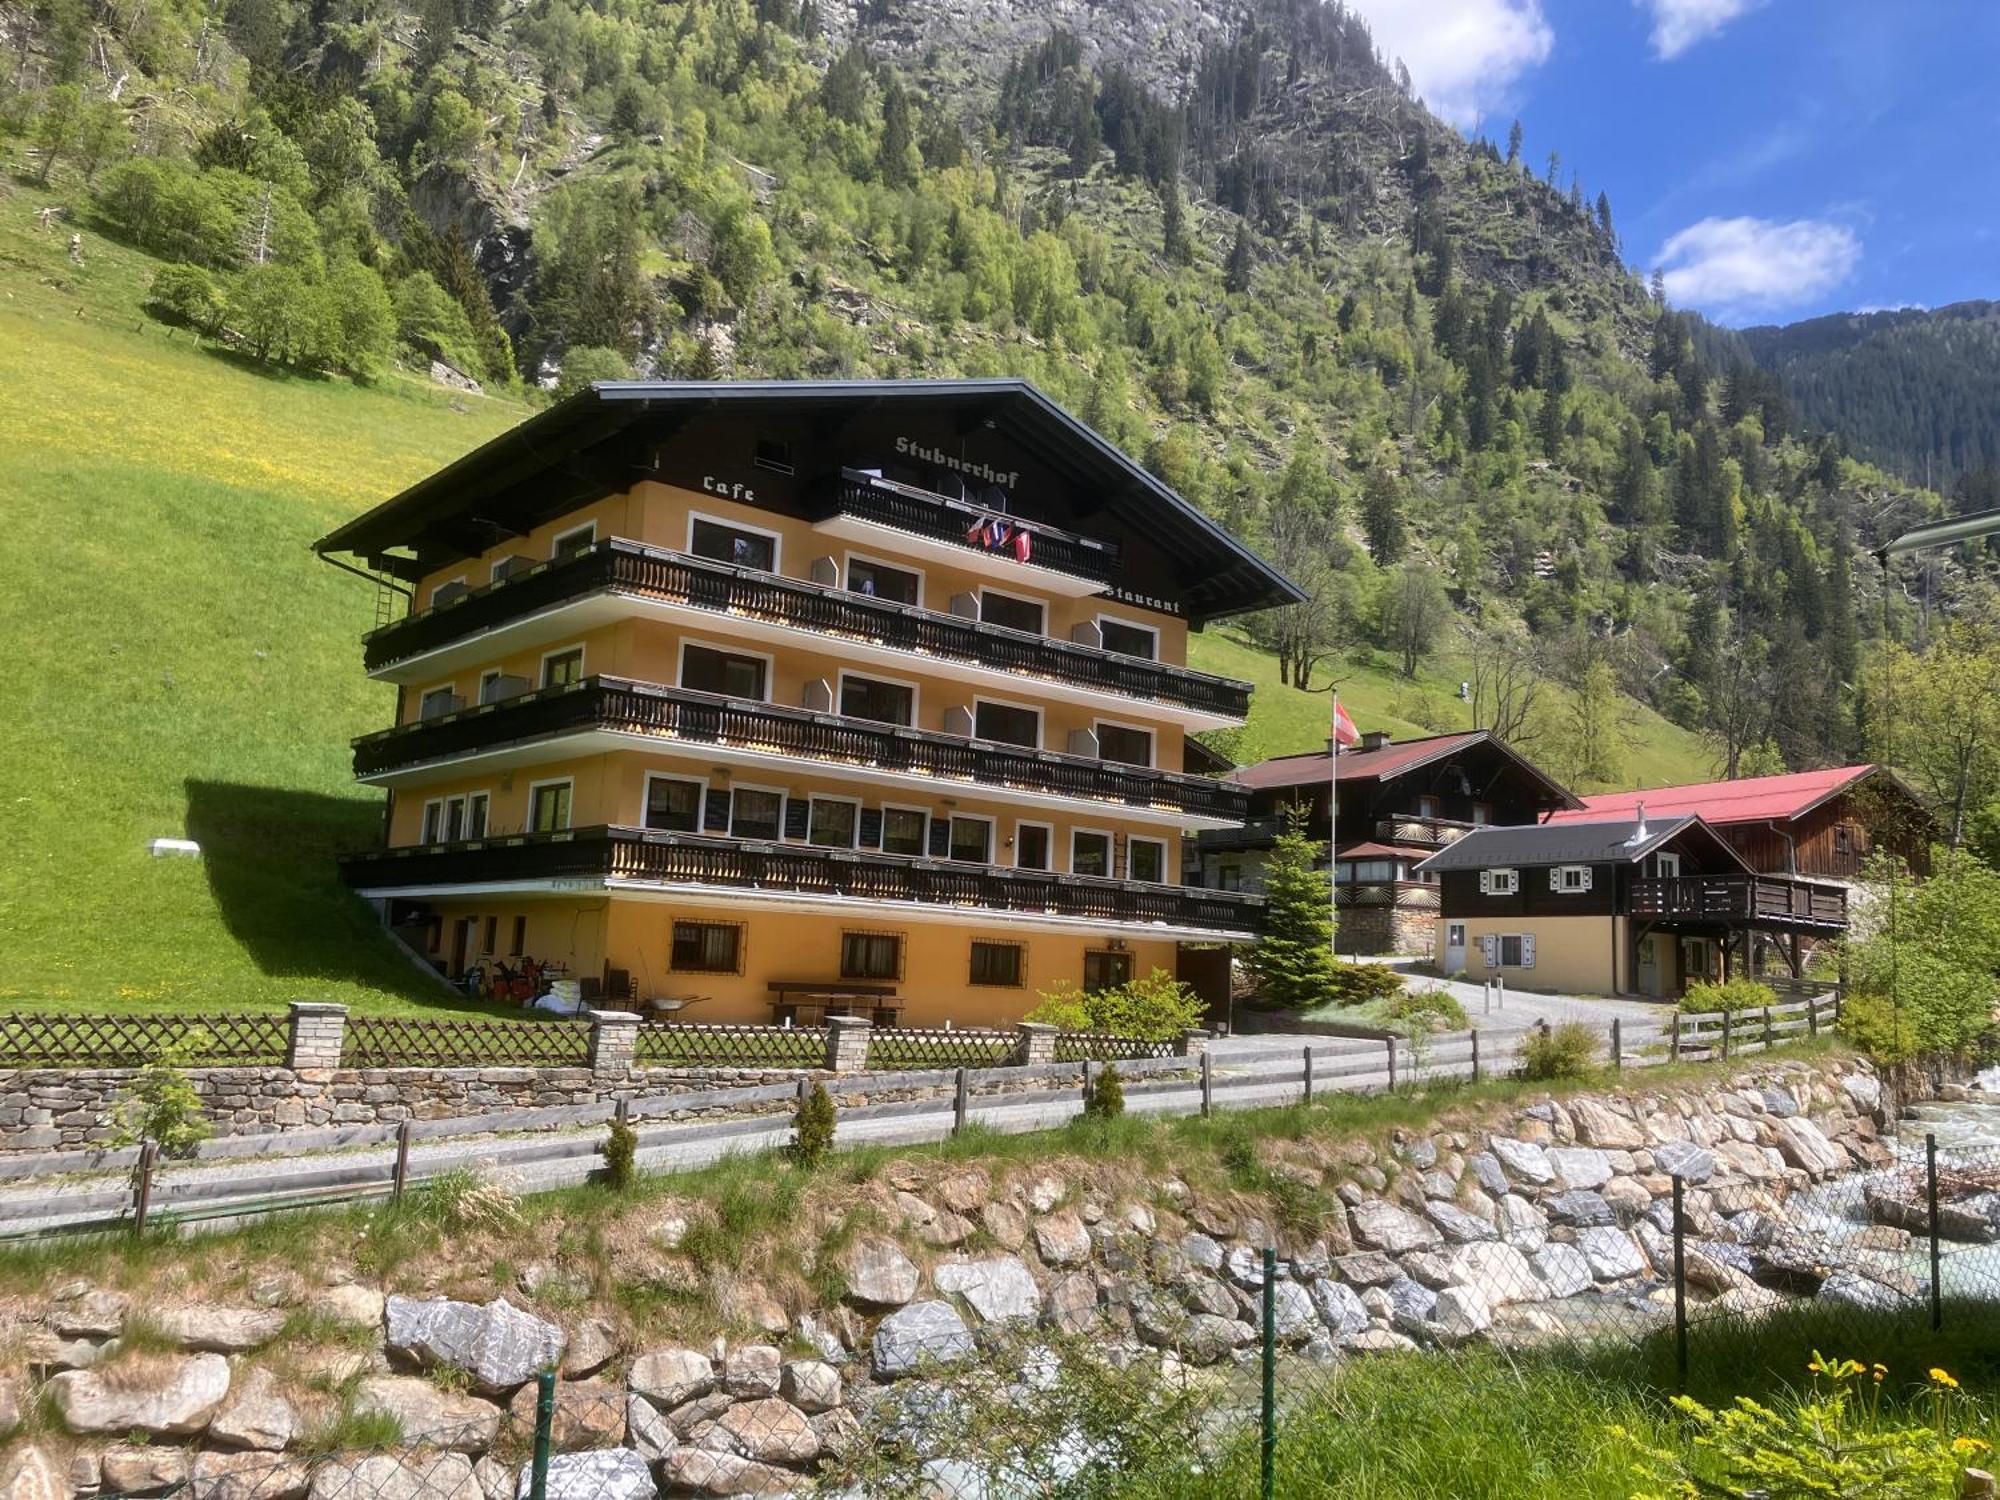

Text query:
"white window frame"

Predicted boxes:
[[678, 636, 775, 704], [465, 790, 490, 839], [727, 781, 787, 842], [806, 793, 863, 850], [1126, 835, 1170, 885], [1069, 826, 1115, 879], [550, 521, 596, 558], [1655, 851, 1682, 878], [1012, 819, 1055, 871], [1093, 716, 1156, 769], [641, 771, 708, 833], [539, 643, 586, 689], [1093, 611, 1160, 661], [843, 549, 925, 609], [947, 812, 996, 865], [971, 693, 1043, 749], [836, 668, 921, 727], [418, 684, 460, 719], [420, 797, 445, 844], [977, 584, 1047, 636], [526, 776, 575, 833], [478, 667, 504, 703], [428, 575, 469, 608], [878, 803, 930, 856], [1479, 867, 1520, 895], [1551, 864, 1593, 894], [687, 509, 783, 574]]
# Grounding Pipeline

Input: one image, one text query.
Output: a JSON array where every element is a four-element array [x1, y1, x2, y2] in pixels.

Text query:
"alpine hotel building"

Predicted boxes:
[[319, 380, 1302, 1025]]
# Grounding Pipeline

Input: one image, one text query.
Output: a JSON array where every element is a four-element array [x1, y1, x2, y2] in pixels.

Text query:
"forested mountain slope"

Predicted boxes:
[[0, 0, 1961, 795]]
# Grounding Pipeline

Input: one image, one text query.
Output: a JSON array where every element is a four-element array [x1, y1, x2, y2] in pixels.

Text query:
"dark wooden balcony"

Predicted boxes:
[[1373, 815, 1481, 847], [341, 826, 1265, 936], [352, 676, 1249, 824], [1336, 880, 1441, 912], [810, 469, 1119, 586], [1629, 875, 1847, 930], [362, 540, 1250, 721]]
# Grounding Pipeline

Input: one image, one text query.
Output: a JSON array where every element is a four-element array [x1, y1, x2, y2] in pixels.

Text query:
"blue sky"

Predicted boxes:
[[1347, 0, 2000, 326]]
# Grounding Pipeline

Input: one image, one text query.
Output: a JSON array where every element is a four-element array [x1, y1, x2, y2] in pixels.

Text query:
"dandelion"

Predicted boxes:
[[1871, 1363, 1886, 1384], [1952, 1436, 1991, 1456], [1928, 1368, 1959, 1390]]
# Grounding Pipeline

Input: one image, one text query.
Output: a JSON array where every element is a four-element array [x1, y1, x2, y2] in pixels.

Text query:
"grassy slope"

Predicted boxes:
[[0, 189, 1713, 1014]]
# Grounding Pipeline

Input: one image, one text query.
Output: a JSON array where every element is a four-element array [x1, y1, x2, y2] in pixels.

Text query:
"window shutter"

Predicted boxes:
[[1481, 933, 1498, 967], [703, 789, 730, 833], [1549, 867, 1563, 892], [782, 796, 809, 841], [1521, 933, 1536, 968], [1577, 867, 1593, 893], [1478, 870, 1493, 895], [859, 807, 883, 848], [928, 817, 951, 858]]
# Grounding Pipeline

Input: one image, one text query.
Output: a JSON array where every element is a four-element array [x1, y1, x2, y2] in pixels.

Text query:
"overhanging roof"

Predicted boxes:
[[1234, 729, 1581, 808], [1546, 765, 1894, 828], [314, 379, 1306, 625], [1415, 815, 1752, 873]]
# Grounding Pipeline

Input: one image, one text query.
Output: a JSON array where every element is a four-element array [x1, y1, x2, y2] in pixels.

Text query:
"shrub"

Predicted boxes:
[[792, 1081, 836, 1169], [552, 344, 635, 398], [1516, 1021, 1598, 1080], [1838, 991, 1921, 1064], [1680, 978, 1778, 1014], [1025, 969, 1204, 1042], [147, 263, 227, 333], [1383, 987, 1469, 1036], [1083, 1062, 1124, 1120], [1326, 960, 1407, 1006], [108, 1036, 213, 1158], [603, 1111, 638, 1190]]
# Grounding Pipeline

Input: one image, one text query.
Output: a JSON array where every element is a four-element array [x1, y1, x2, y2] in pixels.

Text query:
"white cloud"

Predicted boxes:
[[1347, 0, 1554, 128], [1657, 216, 1861, 317], [1641, 0, 1760, 60]]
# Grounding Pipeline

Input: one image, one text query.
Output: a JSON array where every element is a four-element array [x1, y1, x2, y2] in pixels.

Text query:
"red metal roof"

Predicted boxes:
[[1230, 732, 1491, 791], [1547, 765, 1878, 828]]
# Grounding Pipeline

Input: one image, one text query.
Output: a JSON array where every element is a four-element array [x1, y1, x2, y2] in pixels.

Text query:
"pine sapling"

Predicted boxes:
[[792, 1081, 837, 1169], [1084, 1061, 1125, 1120]]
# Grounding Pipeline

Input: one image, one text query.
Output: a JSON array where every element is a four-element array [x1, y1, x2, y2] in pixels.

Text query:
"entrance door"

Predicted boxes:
[[450, 916, 476, 977], [1678, 936, 1709, 990], [1443, 922, 1467, 974], [1636, 935, 1661, 996]]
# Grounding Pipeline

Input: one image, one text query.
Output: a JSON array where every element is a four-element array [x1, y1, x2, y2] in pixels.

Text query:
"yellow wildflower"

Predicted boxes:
[[1929, 1368, 1959, 1390]]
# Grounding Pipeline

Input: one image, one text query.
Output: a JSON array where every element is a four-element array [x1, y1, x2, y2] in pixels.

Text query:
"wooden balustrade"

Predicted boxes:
[[814, 470, 1118, 583], [1629, 874, 1847, 928]]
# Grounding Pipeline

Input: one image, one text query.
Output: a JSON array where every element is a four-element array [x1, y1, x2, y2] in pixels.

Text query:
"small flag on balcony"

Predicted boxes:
[[1013, 528, 1032, 563], [1331, 694, 1361, 749]]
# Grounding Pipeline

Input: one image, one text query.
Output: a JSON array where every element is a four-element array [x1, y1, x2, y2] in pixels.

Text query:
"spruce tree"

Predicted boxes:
[[1225, 222, 1254, 293], [1361, 467, 1406, 563], [1247, 807, 1343, 1010]]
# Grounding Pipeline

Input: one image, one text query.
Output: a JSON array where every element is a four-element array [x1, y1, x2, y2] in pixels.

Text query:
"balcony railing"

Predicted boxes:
[[1335, 881, 1442, 911], [811, 469, 1119, 585], [363, 540, 1250, 721], [1373, 815, 1482, 847], [341, 826, 1265, 936], [353, 676, 1249, 822], [1629, 875, 1847, 929]]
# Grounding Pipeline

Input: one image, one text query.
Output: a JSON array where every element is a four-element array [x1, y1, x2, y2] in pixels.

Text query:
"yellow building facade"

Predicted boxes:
[[322, 381, 1300, 1025]]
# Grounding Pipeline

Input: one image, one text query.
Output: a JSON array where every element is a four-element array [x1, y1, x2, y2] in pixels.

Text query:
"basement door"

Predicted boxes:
[[1636, 934, 1661, 997], [1443, 923, 1466, 974]]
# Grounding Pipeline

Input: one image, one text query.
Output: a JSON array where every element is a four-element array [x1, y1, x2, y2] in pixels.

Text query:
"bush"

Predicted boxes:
[[1326, 960, 1407, 1006], [792, 1081, 836, 1169], [108, 1036, 213, 1158], [1838, 990, 1922, 1064], [147, 263, 227, 333], [1516, 1021, 1598, 1080], [1083, 1062, 1125, 1120], [1383, 988, 1469, 1036], [1025, 969, 1204, 1042], [552, 344, 634, 398], [603, 1111, 638, 1190], [1680, 978, 1778, 1014]]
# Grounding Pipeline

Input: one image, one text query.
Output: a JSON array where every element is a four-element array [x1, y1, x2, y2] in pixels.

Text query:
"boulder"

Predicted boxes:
[[513, 1450, 653, 1500], [1818, 1270, 1912, 1312], [840, 1239, 920, 1309], [1344, 1328, 1421, 1353], [208, 1367, 298, 1451], [308, 1455, 479, 1500], [1601, 1177, 1654, 1217], [0, 1375, 22, 1438], [1032, 1212, 1090, 1267], [0, 1446, 67, 1500], [560, 1319, 617, 1379], [52, 1289, 129, 1338], [659, 1449, 799, 1497], [1432, 1285, 1493, 1340], [503, 1379, 623, 1451], [1496, 1195, 1548, 1252], [1444, 1241, 1545, 1306], [1310, 1279, 1370, 1337], [307, 1285, 385, 1328], [1179, 1232, 1224, 1272], [711, 1399, 820, 1466], [382, 1297, 564, 1395], [1423, 1202, 1496, 1244], [1468, 1152, 1509, 1197], [188, 1452, 311, 1500], [625, 1395, 676, 1463], [1332, 1251, 1403, 1286], [1574, 1227, 1650, 1282], [722, 1345, 782, 1400], [1652, 1142, 1714, 1183], [353, 1376, 503, 1454], [1348, 1200, 1442, 1254], [1223, 1246, 1268, 1286], [1770, 1117, 1844, 1178], [1531, 1243, 1594, 1298], [101, 1446, 189, 1497], [1178, 1314, 1251, 1365], [1841, 1073, 1883, 1113], [154, 1305, 287, 1354], [979, 1201, 1028, 1249], [1569, 1099, 1645, 1150], [1270, 1281, 1317, 1341], [779, 1360, 843, 1415], [1546, 1147, 1614, 1190], [1487, 1137, 1554, 1184], [871, 1301, 975, 1379], [1543, 1191, 1616, 1227], [1383, 1277, 1437, 1334], [934, 1256, 1041, 1324], [49, 1353, 231, 1436], [626, 1349, 715, 1408]]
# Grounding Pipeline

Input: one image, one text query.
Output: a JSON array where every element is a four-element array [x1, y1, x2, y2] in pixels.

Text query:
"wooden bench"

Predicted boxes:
[[768, 982, 901, 1027]]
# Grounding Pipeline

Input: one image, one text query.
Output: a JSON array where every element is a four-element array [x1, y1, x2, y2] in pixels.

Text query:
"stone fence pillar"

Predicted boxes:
[[825, 1016, 873, 1073], [1011, 1022, 1057, 1068], [286, 1002, 348, 1072], [587, 1010, 639, 1080], [1178, 1028, 1211, 1059]]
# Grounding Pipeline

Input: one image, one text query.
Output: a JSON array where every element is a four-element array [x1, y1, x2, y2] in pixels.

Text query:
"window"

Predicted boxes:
[[1218, 864, 1242, 892], [949, 815, 993, 863], [970, 941, 1024, 987], [420, 800, 443, 843], [482, 916, 497, 954], [419, 686, 459, 719], [1340, 858, 1396, 884], [980, 589, 1045, 635], [1417, 795, 1441, 818], [529, 781, 572, 832], [1128, 837, 1167, 884], [839, 674, 915, 726], [973, 699, 1040, 748], [509, 916, 526, 956], [1551, 864, 1593, 894], [441, 795, 467, 843], [430, 576, 468, 607], [1084, 950, 1132, 992], [466, 792, 489, 840], [840, 931, 902, 981], [672, 920, 742, 973], [847, 556, 921, 605], [1479, 867, 1520, 895], [1014, 822, 1052, 871], [1498, 935, 1525, 967], [682, 643, 768, 700], [1098, 617, 1158, 660], [1072, 831, 1112, 878], [881, 807, 927, 856], [1472, 803, 1492, 826], [1834, 824, 1854, 856], [730, 788, 784, 841], [644, 776, 702, 833], [808, 797, 858, 848], [541, 647, 584, 689], [754, 438, 794, 474], [690, 516, 777, 572], [551, 522, 595, 558], [1096, 722, 1154, 768], [1654, 852, 1681, 879]]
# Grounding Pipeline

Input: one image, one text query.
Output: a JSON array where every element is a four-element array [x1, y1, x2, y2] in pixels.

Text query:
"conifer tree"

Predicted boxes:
[[1246, 807, 1342, 1009], [1224, 222, 1254, 293], [1361, 467, 1406, 563]]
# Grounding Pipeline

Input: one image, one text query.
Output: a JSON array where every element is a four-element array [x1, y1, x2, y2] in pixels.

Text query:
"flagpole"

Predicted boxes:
[[1328, 697, 1339, 961]]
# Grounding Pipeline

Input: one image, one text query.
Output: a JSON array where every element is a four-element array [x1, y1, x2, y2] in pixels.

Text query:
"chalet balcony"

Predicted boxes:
[[362, 540, 1251, 729], [1629, 875, 1848, 931], [1336, 880, 1442, 912], [809, 469, 1119, 596], [341, 826, 1265, 939], [351, 676, 1249, 828], [1193, 816, 1286, 854], [1373, 815, 1482, 848]]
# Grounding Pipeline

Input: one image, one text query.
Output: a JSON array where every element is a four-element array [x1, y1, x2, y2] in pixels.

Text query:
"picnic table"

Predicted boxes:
[[767, 982, 901, 1027]]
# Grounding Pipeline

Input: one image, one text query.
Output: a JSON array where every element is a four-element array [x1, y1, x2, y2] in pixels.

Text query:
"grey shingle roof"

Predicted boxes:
[[1416, 816, 1707, 873]]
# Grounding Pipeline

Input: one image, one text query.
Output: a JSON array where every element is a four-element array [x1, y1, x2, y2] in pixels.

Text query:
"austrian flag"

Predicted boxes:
[[1331, 695, 1361, 748]]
